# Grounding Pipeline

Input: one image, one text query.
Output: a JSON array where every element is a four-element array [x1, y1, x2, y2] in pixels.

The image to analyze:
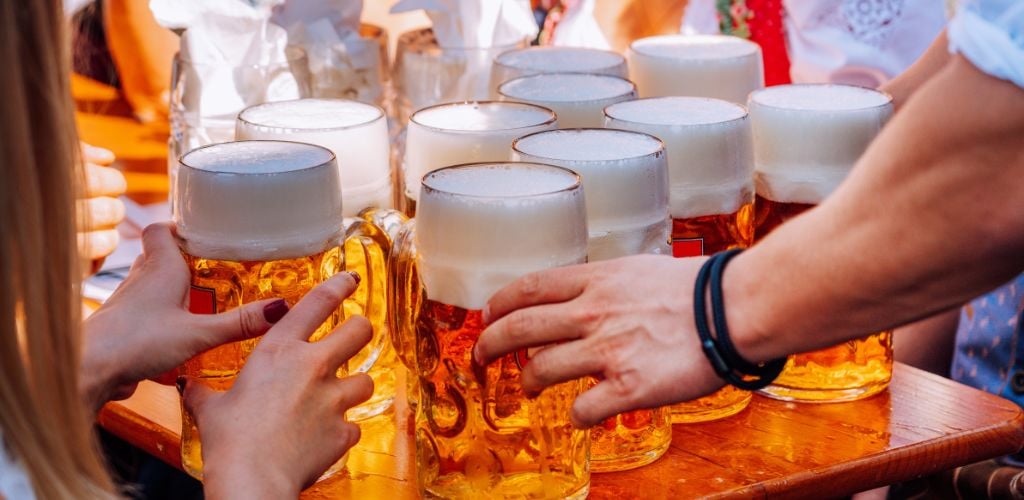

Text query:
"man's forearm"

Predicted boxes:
[[727, 56, 1024, 363], [880, 30, 950, 109]]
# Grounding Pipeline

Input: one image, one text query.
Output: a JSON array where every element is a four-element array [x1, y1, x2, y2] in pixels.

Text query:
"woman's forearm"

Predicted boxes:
[[727, 56, 1024, 363]]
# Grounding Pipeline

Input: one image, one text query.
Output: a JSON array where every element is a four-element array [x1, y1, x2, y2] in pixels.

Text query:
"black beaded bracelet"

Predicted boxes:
[[693, 249, 786, 391]]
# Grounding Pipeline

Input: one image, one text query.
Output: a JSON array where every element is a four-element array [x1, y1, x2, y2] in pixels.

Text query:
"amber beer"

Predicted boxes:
[[606, 97, 755, 422], [174, 141, 386, 479], [513, 128, 672, 471], [392, 163, 590, 499], [749, 84, 894, 402]]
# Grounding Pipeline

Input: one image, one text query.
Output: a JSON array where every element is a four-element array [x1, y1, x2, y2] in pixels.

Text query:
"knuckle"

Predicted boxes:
[[505, 312, 535, 343], [339, 422, 361, 448], [518, 273, 543, 300], [345, 315, 373, 338], [305, 284, 345, 310], [238, 306, 265, 338]]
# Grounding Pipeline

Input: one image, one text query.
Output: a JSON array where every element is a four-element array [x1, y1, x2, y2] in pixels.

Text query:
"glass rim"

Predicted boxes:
[[178, 140, 336, 176], [421, 161, 582, 200], [175, 45, 308, 68], [397, 27, 529, 51], [629, 34, 760, 61], [236, 98, 386, 132], [604, 96, 749, 128], [497, 73, 637, 104], [512, 127, 666, 164], [748, 83, 895, 112], [493, 46, 627, 72], [409, 100, 557, 133]]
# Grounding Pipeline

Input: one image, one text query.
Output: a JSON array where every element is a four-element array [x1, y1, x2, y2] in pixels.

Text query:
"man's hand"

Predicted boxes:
[[474, 254, 724, 428]]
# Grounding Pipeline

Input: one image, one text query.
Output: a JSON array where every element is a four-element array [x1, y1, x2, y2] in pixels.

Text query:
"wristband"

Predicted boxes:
[[693, 249, 786, 390]]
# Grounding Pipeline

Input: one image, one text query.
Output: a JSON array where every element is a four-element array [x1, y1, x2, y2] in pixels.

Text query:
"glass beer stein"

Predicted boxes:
[[237, 98, 403, 419], [606, 97, 755, 423], [512, 128, 673, 471], [749, 84, 895, 402], [391, 162, 590, 499], [173, 141, 392, 479]]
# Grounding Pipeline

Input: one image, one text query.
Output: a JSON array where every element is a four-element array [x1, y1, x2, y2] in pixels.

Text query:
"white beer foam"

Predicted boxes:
[[236, 99, 392, 217], [631, 34, 760, 59], [512, 129, 668, 232], [669, 180, 754, 219], [587, 219, 671, 262], [500, 73, 635, 102], [749, 84, 893, 204], [499, 74, 637, 128], [415, 163, 588, 310], [175, 141, 344, 261], [404, 102, 557, 202], [605, 97, 755, 216], [628, 35, 763, 102], [238, 98, 382, 129], [494, 46, 628, 79]]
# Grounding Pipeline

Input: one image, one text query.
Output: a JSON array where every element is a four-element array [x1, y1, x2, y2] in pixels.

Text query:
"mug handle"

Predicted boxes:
[[343, 207, 407, 374]]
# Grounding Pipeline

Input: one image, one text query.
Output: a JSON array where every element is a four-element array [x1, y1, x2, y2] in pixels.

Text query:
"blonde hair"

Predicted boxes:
[[0, 0, 117, 498]]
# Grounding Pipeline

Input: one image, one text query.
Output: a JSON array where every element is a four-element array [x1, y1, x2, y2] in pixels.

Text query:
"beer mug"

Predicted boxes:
[[749, 84, 894, 402], [627, 35, 764, 103], [390, 162, 590, 499], [173, 141, 392, 478], [393, 28, 529, 124], [498, 73, 637, 129], [401, 101, 556, 216], [606, 97, 755, 423], [237, 99, 403, 420], [513, 128, 673, 472], [167, 47, 311, 201], [491, 46, 629, 95]]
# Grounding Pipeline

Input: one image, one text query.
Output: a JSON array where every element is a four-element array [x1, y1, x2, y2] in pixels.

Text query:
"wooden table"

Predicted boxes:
[[99, 364, 1024, 499], [76, 75, 1024, 498]]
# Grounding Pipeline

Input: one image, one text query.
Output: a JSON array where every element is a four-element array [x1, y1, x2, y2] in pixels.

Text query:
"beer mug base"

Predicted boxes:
[[758, 379, 890, 403], [758, 332, 893, 404], [671, 387, 752, 424], [591, 439, 670, 473], [424, 474, 590, 500]]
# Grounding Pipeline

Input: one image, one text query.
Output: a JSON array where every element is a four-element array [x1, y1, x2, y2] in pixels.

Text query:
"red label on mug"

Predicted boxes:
[[672, 238, 705, 258], [189, 285, 217, 315]]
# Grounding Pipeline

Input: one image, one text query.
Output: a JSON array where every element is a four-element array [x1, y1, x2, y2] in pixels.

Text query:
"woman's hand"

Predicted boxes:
[[80, 223, 286, 410], [78, 142, 127, 269], [473, 254, 725, 428], [183, 272, 374, 499]]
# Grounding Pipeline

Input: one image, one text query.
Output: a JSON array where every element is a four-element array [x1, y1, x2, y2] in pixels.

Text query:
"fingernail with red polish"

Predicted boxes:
[[263, 299, 289, 324], [347, 271, 361, 285], [175, 376, 187, 396]]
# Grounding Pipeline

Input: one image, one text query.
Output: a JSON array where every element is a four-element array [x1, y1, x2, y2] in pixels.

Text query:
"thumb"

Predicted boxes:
[[190, 298, 290, 350], [180, 377, 218, 422]]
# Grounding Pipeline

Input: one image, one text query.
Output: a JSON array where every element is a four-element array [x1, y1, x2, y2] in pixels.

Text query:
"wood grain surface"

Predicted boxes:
[[100, 364, 1024, 499]]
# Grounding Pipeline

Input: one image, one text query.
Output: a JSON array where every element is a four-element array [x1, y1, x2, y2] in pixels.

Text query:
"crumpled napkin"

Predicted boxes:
[[391, 0, 537, 48], [270, 0, 383, 102], [152, 0, 304, 134], [390, 0, 537, 102]]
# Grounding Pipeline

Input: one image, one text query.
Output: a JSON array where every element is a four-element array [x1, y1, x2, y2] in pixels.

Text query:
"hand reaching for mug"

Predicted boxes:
[[80, 223, 286, 409], [182, 272, 374, 499], [473, 254, 726, 428], [79, 142, 126, 268]]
